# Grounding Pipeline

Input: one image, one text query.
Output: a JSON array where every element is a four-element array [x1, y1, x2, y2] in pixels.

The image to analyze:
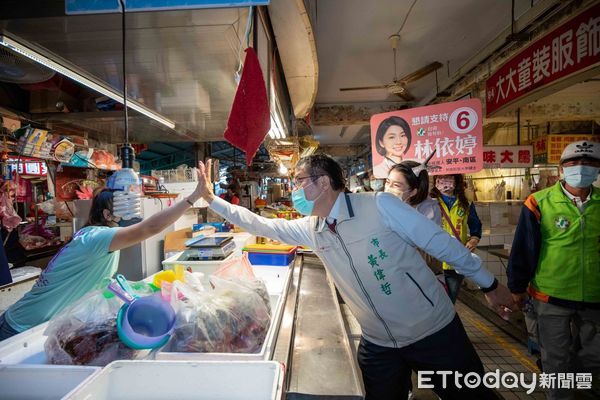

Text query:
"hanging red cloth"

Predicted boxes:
[[224, 48, 270, 166]]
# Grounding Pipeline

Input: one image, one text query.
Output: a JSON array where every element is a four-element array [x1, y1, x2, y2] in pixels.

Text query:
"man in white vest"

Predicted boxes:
[[197, 155, 515, 400]]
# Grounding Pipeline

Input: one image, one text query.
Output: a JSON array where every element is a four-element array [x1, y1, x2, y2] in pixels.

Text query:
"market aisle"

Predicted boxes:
[[341, 301, 546, 399]]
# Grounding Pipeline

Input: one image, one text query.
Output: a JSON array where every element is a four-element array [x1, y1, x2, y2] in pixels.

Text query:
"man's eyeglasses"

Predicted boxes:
[[293, 175, 323, 186]]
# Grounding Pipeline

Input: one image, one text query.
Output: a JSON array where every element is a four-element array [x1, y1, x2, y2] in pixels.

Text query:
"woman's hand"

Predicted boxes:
[[193, 160, 215, 204], [465, 237, 479, 252]]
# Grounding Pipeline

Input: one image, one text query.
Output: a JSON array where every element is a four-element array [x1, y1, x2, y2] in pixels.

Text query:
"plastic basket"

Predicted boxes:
[[246, 251, 296, 266]]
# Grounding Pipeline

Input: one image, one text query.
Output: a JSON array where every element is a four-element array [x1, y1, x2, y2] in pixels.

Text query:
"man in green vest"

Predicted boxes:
[[507, 140, 600, 400]]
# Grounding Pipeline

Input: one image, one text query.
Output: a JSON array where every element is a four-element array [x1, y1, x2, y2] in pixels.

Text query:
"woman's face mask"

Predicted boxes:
[[385, 186, 411, 202], [436, 178, 455, 195], [563, 165, 600, 188], [370, 179, 384, 191]]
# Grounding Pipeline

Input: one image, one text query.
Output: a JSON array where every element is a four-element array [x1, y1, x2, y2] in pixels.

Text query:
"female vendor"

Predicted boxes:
[[0, 171, 204, 341]]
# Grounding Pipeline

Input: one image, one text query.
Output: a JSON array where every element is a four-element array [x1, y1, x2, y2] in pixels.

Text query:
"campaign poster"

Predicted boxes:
[[370, 98, 484, 178]]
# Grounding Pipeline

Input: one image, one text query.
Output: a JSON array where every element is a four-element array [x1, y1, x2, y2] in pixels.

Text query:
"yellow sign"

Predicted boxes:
[[530, 134, 596, 164]]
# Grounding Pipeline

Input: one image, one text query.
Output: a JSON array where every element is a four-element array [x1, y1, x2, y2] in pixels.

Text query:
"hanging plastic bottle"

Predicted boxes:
[[107, 145, 142, 225]]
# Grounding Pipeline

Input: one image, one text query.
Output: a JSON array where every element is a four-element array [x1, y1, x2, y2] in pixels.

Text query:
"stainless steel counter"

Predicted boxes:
[[273, 254, 364, 399]]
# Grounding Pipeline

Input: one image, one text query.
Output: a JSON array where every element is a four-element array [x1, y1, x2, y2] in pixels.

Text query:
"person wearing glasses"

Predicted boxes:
[[507, 141, 600, 400], [195, 154, 515, 399]]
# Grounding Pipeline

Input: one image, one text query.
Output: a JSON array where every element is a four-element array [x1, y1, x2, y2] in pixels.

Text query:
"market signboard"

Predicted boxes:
[[531, 134, 598, 164], [66, 0, 269, 14], [483, 146, 533, 168], [485, 3, 600, 116], [8, 157, 48, 176], [370, 98, 484, 178]]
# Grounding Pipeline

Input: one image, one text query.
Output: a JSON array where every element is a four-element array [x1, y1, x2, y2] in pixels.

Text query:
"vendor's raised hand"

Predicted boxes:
[[484, 282, 517, 321], [194, 160, 215, 203]]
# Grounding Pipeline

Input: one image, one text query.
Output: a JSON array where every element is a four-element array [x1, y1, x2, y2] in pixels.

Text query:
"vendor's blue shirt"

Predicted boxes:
[[439, 194, 482, 238], [5, 226, 120, 332]]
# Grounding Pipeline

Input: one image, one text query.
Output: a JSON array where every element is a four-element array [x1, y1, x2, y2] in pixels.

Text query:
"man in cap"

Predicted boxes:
[[507, 140, 600, 400]]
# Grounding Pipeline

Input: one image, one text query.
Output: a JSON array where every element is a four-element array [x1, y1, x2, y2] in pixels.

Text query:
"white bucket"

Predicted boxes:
[[65, 360, 284, 400]]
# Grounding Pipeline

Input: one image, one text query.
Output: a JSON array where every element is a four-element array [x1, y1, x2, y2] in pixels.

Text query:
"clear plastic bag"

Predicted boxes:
[[44, 283, 153, 366], [212, 253, 255, 280], [164, 275, 271, 354]]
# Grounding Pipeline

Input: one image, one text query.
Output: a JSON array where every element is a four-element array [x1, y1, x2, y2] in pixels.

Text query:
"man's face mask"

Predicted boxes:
[[563, 165, 600, 188], [292, 179, 324, 216]]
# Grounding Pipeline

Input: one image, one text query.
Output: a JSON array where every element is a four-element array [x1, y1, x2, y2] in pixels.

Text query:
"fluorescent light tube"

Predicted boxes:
[[0, 34, 176, 129]]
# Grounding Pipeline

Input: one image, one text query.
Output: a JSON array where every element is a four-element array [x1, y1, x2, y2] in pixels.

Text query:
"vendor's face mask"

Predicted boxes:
[[292, 180, 324, 216], [563, 165, 599, 188]]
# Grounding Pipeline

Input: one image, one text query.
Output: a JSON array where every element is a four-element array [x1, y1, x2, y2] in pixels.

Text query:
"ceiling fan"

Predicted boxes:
[[339, 34, 442, 101]]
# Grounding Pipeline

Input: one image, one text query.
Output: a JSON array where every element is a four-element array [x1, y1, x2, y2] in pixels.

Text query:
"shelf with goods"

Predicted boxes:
[[0, 117, 119, 267]]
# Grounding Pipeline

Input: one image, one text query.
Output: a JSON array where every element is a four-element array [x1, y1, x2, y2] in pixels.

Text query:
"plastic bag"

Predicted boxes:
[[44, 283, 154, 366], [37, 199, 55, 214], [212, 253, 255, 280], [164, 275, 271, 354], [54, 200, 74, 221]]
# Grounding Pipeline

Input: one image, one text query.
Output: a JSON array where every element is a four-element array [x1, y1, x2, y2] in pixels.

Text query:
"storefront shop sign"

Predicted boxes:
[[370, 98, 483, 178], [8, 157, 47, 176], [483, 145, 533, 168], [66, 0, 269, 14], [531, 134, 597, 164], [486, 3, 600, 116]]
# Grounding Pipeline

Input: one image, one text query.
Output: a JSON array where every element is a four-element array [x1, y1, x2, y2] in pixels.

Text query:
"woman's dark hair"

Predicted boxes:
[[84, 188, 114, 227], [388, 161, 430, 206], [296, 154, 346, 191], [430, 174, 469, 210], [375, 116, 412, 156]]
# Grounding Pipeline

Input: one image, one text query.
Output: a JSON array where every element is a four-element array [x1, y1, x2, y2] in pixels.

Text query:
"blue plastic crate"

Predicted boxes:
[[246, 251, 295, 266]]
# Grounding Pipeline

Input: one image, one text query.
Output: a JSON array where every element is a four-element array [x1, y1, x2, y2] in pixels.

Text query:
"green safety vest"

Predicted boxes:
[[531, 183, 600, 303], [437, 198, 470, 271]]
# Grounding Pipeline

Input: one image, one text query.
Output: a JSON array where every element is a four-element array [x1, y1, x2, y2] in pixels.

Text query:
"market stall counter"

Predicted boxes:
[[0, 233, 363, 398]]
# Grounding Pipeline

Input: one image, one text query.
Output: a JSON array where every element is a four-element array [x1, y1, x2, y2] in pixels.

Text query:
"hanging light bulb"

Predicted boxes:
[[107, 145, 142, 225], [279, 163, 288, 175], [106, 0, 142, 226]]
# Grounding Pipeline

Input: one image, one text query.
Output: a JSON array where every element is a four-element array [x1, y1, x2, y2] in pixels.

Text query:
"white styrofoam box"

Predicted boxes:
[[156, 263, 292, 361], [0, 364, 100, 400], [161, 182, 208, 208], [0, 322, 49, 365], [65, 360, 284, 400]]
